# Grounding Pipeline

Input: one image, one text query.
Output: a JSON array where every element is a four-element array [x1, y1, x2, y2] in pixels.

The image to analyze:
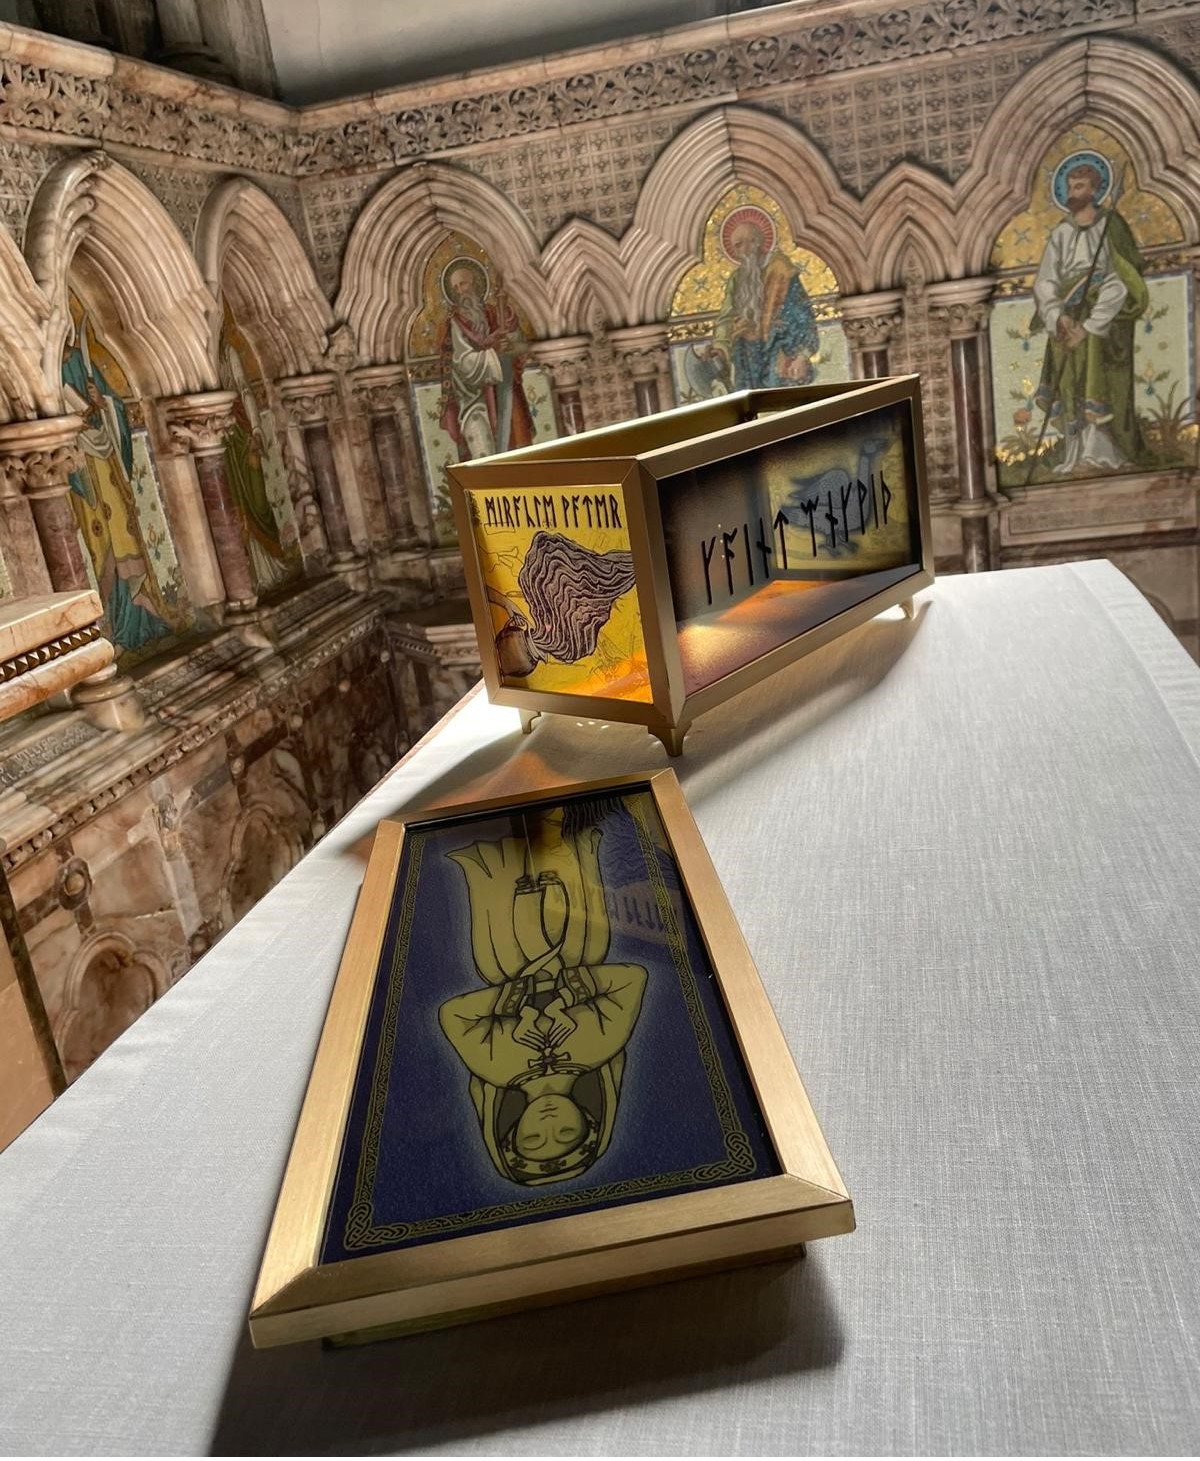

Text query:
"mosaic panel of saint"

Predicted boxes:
[[406, 233, 558, 543], [990, 126, 1195, 489], [669, 185, 850, 403], [60, 295, 193, 658], [218, 308, 303, 592]]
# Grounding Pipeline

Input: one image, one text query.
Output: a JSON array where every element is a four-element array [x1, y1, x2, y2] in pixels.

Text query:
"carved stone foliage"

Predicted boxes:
[[0, 442, 83, 496], [0, 0, 1150, 188], [278, 379, 340, 427], [161, 395, 238, 456]]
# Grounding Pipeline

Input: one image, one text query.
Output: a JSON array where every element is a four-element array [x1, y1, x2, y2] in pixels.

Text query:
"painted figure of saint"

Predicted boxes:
[[438, 256, 534, 461], [220, 341, 296, 591], [1031, 153, 1149, 474], [710, 206, 820, 390], [439, 804, 647, 1186], [61, 314, 170, 653]]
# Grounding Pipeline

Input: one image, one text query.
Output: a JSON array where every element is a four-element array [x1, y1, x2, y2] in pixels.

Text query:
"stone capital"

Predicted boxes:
[[531, 335, 592, 388], [608, 324, 669, 377], [839, 289, 904, 350], [0, 416, 85, 499], [348, 364, 406, 417], [927, 278, 995, 339], [160, 391, 238, 457], [278, 373, 341, 427]]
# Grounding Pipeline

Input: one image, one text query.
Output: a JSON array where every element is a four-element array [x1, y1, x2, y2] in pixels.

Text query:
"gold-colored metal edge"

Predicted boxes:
[[249, 770, 852, 1348], [249, 820, 406, 1316], [459, 395, 754, 466], [252, 1198, 846, 1348], [637, 378, 907, 479], [325, 1236, 808, 1347], [620, 459, 679, 721], [630, 458, 688, 721]]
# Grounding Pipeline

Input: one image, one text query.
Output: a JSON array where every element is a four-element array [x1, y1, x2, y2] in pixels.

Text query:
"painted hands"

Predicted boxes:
[[1056, 316, 1087, 350], [512, 998, 577, 1052]]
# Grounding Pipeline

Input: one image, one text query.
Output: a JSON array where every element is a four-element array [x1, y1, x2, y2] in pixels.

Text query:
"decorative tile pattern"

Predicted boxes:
[[0, 138, 59, 247]]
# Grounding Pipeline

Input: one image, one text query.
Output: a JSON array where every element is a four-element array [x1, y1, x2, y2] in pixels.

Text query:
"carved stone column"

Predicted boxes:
[[839, 290, 904, 378], [611, 326, 670, 418], [0, 416, 143, 730], [161, 391, 258, 618], [0, 416, 88, 594], [531, 337, 591, 435], [929, 278, 998, 574], [348, 366, 419, 548], [278, 375, 365, 579]]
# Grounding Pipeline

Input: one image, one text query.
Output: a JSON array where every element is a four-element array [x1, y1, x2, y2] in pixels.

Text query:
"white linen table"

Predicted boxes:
[[2, 560, 1200, 1455]]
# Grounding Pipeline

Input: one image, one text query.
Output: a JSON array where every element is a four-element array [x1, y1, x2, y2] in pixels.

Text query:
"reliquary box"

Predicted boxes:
[[449, 376, 933, 754]]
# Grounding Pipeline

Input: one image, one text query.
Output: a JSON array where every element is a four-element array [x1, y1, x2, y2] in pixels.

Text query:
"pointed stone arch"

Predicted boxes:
[[863, 166, 960, 289], [336, 161, 557, 364], [196, 177, 334, 379], [0, 220, 56, 424], [25, 152, 218, 402], [541, 218, 629, 333], [627, 105, 868, 321], [957, 36, 1200, 276]]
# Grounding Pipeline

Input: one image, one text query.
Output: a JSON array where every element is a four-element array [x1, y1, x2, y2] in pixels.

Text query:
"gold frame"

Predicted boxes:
[[450, 377, 934, 754], [249, 771, 853, 1347]]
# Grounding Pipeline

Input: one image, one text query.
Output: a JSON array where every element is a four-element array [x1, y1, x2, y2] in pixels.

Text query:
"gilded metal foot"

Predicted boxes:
[[519, 708, 541, 735], [651, 723, 690, 757]]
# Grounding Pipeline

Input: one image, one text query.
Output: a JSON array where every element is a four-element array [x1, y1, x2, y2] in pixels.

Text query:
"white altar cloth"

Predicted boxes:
[[2, 560, 1199, 1455]]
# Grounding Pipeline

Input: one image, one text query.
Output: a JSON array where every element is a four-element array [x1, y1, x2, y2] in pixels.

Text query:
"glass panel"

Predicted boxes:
[[463, 483, 651, 702], [661, 401, 922, 694], [322, 785, 778, 1262]]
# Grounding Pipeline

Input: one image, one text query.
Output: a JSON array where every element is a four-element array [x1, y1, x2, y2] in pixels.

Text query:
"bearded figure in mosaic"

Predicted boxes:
[[711, 206, 820, 390], [1031, 155, 1149, 474]]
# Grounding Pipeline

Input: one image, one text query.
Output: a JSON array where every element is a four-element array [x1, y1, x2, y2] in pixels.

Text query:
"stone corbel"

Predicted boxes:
[[927, 277, 998, 571], [838, 289, 904, 378]]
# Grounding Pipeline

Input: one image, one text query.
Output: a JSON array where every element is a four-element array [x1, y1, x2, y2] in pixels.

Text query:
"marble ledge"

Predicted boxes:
[[0, 592, 389, 861], [0, 21, 292, 122], [0, 590, 104, 665], [0, 639, 112, 724]]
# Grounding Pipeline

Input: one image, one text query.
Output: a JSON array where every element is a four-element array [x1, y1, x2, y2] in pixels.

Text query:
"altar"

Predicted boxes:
[[1, 560, 1198, 1455]]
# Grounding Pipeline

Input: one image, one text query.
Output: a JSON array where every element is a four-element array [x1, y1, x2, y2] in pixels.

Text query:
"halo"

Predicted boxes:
[[1052, 151, 1113, 211], [720, 205, 777, 262], [440, 255, 490, 304]]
